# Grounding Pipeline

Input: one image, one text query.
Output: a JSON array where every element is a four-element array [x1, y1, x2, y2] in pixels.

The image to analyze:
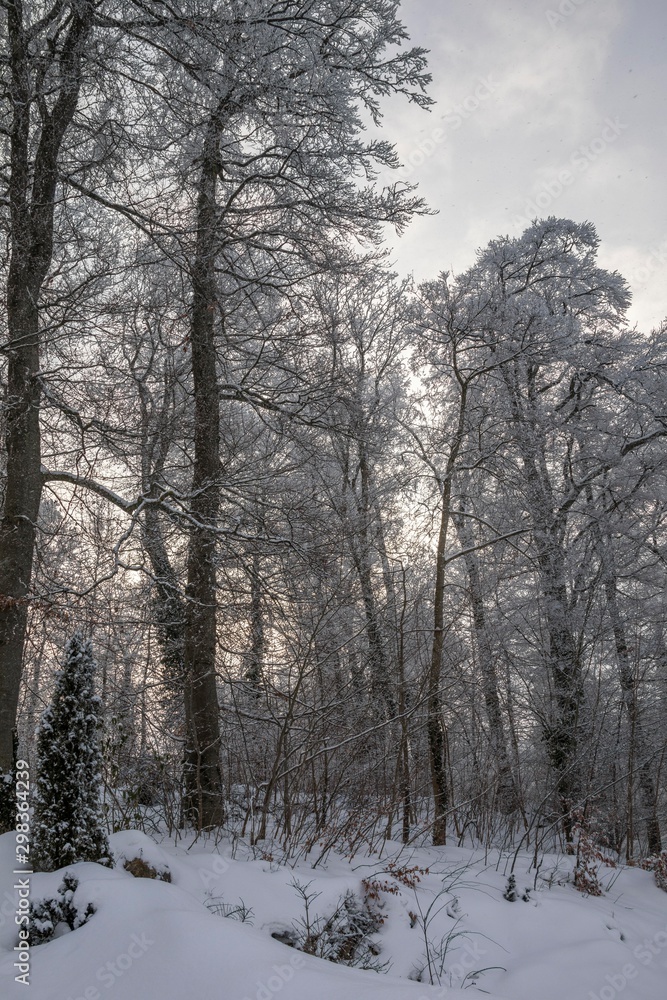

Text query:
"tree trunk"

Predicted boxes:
[[501, 362, 583, 840], [428, 493, 451, 846], [181, 105, 227, 830], [375, 507, 413, 839], [536, 529, 583, 841], [0, 1, 93, 828], [245, 552, 265, 695], [136, 350, 188, 706], [452, 502, 518, 813], [595, 519, 661, 855], [350, 441, 395, 718], [427, 381, 468, 844], [142, 505, 186, 712]]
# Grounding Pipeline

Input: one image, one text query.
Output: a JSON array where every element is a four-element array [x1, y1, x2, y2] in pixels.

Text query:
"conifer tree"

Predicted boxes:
[[32, 633, 111, 872]]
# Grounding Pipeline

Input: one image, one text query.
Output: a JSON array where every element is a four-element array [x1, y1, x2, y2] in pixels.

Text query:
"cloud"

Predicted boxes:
[[378, 0, 666, 329]]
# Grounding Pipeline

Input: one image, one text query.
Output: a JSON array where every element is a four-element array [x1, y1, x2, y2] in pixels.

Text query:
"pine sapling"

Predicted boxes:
[[503, 874, 518, 901], [29, 873, 96, 945], [32, 632, 112, 872]]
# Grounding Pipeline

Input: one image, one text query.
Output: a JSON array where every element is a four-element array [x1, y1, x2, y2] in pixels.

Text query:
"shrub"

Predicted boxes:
[[29, 873, 95, 946], [572, 813, 616, 897], [123, 856, 171, 882], [639, 851, 667, 893], [273, 880, 386, 971]]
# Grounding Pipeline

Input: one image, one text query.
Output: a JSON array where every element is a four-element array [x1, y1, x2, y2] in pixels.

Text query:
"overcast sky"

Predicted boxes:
[[379, 0, 666, 331]]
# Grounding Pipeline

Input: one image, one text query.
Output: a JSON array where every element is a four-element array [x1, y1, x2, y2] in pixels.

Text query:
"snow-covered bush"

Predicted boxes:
[[273, 880, 385, 970], [572, 813, 617, 897], [123, 856, 171, 881], [503, 873, 531, 902], [29, 872, 95, 946], [32, 632, 112, 872], [503, 874, 518, 901]]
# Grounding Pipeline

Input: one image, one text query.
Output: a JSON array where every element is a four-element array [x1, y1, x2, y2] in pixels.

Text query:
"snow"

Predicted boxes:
[[2, 830, 667, 999]]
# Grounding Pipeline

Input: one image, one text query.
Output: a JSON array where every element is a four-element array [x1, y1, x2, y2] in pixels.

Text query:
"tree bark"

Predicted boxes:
[[245, 552, 265, 695], [375, 507, 413, 839], [593, 512, 661, 855], [181, 104, 227, 830], [452, 501, 518, 813], [142, 507, 186, 701], [135, 348, 188, 703], [348, 440, 396, 718], [0, 1, 94, 827], [501, 361, 583, 840], [428, 380, 468, 844], [536, 525, 583, 841]]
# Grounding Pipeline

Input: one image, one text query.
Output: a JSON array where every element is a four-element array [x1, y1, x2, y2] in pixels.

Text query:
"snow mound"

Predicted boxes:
[[2, 831, 667, 999], [0, 834, 444, 1000]]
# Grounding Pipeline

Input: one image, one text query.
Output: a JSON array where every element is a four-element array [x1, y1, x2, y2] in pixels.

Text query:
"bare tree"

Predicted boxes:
[[0, 0, 97, 825]]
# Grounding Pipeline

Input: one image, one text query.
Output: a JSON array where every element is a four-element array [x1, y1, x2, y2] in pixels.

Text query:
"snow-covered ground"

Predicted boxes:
[[2, 828, 666, 1000]]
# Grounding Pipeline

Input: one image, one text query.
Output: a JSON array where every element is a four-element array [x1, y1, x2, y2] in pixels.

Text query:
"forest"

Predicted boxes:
[[1, 0, 667, 880]]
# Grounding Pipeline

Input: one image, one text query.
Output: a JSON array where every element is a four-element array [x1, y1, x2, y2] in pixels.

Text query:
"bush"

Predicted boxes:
[[572, 813, 616, 897], [123, 856, 171, 882], [639, 851, 667, 893], [29, 873, 95, 946], [273, 880, 386, 971]]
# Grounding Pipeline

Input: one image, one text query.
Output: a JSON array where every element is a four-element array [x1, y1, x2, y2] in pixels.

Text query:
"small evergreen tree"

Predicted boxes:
[[503, 874, 518, 902], [32, 632, 111, 872]]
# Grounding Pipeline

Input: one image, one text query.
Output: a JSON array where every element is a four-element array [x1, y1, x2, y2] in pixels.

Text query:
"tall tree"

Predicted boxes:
[[468, 218, 637, 838], [0, 0, 97, 825], [1, 0, 432, 830], [167, 1, 430, 827], [409, 272, 514, 841]]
